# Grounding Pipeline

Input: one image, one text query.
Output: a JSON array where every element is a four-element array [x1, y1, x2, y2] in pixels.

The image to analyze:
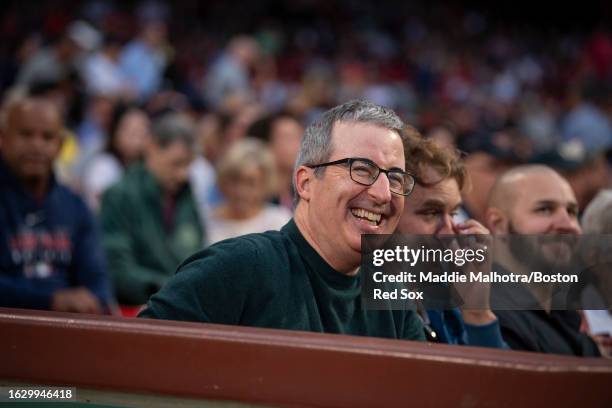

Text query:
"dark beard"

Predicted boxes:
[[507, 222, 577, 274]]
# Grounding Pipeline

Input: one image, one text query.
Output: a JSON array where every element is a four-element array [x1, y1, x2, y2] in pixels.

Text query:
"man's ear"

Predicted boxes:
[[294, 166, 313, 202], [485, 207, 509, 234]]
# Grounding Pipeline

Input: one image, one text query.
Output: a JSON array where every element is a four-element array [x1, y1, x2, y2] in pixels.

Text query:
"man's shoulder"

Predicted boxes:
[[182, 229, 293, 272], [101, 166, 143, 200], [162, 230, 296, 309], [51, 182, 92, 216]]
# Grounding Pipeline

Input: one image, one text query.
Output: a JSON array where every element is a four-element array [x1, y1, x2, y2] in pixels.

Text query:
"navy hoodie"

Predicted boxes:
[[0, 156, 113, 310]]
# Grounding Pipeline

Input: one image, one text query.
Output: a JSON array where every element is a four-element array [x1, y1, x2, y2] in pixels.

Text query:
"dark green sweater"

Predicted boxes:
[[100, 163, 203, 305], [140, 219, 425, 341]]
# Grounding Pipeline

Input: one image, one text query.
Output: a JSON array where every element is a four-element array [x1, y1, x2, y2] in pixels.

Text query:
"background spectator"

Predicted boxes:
[[81, 104, 151, 211], [207, 138, 291, 244], [119, 20, 169, 101], [247, 112, 303, 210], [99, 112, 203, 306], [0, 96, 113, 313], [580, 189, 612, 357], [82, 35, 134, 99], [16, 20, 100, 88], [203, 35, 260, 111]]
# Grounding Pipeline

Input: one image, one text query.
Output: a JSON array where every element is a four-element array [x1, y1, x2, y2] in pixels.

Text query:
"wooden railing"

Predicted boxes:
[[1, 307, 611, 407]]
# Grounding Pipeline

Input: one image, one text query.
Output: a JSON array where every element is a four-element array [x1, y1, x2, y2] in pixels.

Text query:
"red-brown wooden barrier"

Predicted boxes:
[[1, 307, 611, 407]]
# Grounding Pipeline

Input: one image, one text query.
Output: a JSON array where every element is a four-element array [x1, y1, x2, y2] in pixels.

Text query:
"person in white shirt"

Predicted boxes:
[[206, 138, 291, 244]]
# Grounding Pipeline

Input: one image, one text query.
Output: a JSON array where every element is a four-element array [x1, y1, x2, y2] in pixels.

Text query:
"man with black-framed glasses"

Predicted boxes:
[[307, 157, 415, 197], [140, 100, 425, 342]]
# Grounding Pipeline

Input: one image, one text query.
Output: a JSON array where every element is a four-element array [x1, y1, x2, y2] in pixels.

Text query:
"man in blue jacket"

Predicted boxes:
[[398, 131, 507, 348], [0, 96, 113, 313]]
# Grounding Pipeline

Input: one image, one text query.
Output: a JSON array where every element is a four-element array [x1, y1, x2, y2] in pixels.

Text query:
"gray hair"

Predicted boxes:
[[582, 189, 612, 234], [292, 100, 405, 202], [151, 113, 195, 149]]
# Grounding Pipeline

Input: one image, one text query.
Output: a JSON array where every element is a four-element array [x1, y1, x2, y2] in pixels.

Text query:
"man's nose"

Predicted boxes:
[[437, 214, 455, 235], [367, 173, 393, 204], [30, 133, 46, 150], [552, 209, 582, 235]]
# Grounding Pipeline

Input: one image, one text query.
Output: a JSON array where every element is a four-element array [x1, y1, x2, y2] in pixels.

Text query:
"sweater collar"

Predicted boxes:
[[282, 218, 360, 289]]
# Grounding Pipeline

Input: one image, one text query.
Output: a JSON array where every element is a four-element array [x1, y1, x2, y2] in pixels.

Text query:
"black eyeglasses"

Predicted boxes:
[[307, 157, 415, 196]]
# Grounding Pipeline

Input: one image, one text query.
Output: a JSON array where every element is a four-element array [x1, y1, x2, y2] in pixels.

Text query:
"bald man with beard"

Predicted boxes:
[[0, 97, 113, 313], [485, 165, 600, 356]]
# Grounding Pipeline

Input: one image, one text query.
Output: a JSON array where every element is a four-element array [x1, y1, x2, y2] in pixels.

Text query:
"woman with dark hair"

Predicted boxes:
[[82, 104, 151, 210]]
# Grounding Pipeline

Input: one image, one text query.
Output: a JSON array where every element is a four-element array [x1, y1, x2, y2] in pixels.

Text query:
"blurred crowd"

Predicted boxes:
[[0, 0, 610, 315]]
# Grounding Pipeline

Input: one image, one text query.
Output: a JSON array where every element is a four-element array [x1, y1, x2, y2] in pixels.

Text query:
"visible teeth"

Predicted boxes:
[[351, 208, 382, 224]]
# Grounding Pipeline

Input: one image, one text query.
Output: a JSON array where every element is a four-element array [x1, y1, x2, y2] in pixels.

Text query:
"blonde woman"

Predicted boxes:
[[206, 138, 291, 244]]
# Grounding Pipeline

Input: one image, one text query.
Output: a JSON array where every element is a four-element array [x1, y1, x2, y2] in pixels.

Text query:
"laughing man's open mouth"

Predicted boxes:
[[350, 208, 382, 226]]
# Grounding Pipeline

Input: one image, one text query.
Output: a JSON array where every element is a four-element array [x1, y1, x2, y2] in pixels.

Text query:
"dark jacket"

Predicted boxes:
[[99, 163, 203, 305]]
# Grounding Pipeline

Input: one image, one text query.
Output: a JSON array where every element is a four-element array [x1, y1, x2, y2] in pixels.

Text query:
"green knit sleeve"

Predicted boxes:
[[402, 310, 426, 341], [139, 238, 258, 324]]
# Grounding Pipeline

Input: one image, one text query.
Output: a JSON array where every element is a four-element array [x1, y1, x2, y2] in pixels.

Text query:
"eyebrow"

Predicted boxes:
[[350, 157, 405, 172], [533, 199, 579, 209], [420, 198, 462, 209]]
